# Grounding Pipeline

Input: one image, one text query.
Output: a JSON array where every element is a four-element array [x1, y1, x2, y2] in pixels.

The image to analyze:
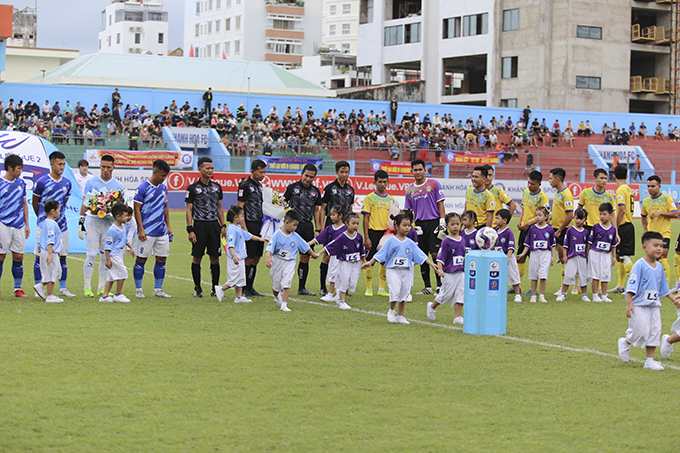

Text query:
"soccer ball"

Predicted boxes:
[[475, 227, 498, 250]]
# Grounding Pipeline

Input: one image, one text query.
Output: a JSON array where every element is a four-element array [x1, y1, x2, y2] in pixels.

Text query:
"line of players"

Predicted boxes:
[[0, 153, 173, 302]]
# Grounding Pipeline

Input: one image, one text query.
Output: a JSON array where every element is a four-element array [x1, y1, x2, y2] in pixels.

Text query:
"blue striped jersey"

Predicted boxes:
[[133, 180, 168, 237], [0, 177, 26, 228], [34, 175, 72, 231]]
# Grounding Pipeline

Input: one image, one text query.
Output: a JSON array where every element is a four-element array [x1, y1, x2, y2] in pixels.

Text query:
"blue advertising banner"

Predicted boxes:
[[261, 157, 323, 173]]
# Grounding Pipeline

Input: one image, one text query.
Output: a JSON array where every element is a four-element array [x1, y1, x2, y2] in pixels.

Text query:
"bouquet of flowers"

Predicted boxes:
[[261, 187, 289, 240], [84, 187, 127, 219]]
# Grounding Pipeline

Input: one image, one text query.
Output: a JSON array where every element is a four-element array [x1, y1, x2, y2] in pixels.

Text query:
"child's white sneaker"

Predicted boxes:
[[406, 293, 413, 302], [33, 283, 46, 300], [234, 296, 252, 303], [337, 301, 352, 310], [387, 309, 397, 323], [592, 294, 603, 302], [513, 294, 522, 303], [601, 295, 613, 303], [661, 334, 674, 359], [99, 295, 114, 303], [581, 294, 591, 302], [113, 294, 130, 303], [320, 293, 335, 302], [396, 315, 410, 325], [538, 294, 547, 303], [274, 294, 282, 307], [426, 302, 436, 321], [214, 285, 224, 302], [553, 290, 562, 296], [529, 295, 537, 303], [45, 295, 64, 303], [452, 316, 464, 325], [618, 337, 630, 363], [556, 293, 566, 302], [59, 288, 77, 298], [643, 359, 664, 371], [280, 302, 291, 312]]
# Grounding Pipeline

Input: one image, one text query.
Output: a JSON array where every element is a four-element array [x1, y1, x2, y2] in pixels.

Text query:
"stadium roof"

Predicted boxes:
[[29, 53, 333, 98]]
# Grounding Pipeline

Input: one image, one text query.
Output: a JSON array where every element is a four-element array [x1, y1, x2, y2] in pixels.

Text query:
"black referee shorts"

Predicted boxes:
[[416, 219, 441, 256], [367, 229, 386, 260], [192, 220, 222, 258], [297, 221, 315, 255], [618, 222, 635, 256], [517, 228, 529, 256], [245, 220, 264, 258], [554, 227, 565, 247]]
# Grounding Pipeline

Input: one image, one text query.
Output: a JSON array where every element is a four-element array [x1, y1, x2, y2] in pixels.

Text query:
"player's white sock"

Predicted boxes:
[[97, 257, 107, 292], [83, 251, 97, 289]]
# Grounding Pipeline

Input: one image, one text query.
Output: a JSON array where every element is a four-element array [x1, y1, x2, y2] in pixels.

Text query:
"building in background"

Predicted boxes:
[[357, 0, 680, 114], [322, 0, 358, 55], [183, 0, 322, 69], [98, 0, 169, 56], [7, 6, 37, 48]]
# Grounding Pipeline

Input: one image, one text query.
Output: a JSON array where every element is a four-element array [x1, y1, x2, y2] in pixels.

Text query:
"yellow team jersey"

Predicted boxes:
[[465, 187, 495, 228], [578, 187, 616, 227], [641, 193, 677, 238], [520, 189, 550, 224], [487, 184, 513, 227], [616, 184, 634, 226], [361, 191, 395, 231], [551, 187, 575, 229]]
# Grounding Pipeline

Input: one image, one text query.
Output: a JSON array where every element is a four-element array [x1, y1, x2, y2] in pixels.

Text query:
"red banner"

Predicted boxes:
[[371, 160, 415, 176], [446, 152, 501, 165], [166, 171, 418, 196], [567, 182, 640, 201], [86, 149, 194, 168]]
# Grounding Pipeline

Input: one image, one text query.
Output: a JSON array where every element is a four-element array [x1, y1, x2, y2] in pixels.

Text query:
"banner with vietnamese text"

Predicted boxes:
[[445, 151, 503, 165], [260, 156, 323, 173], [86, 149, 194, 168], [370, 159, 431, 176]]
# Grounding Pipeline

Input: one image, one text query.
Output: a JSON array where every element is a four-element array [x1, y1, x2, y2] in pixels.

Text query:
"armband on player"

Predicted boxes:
[[186, 225, 195, 233]]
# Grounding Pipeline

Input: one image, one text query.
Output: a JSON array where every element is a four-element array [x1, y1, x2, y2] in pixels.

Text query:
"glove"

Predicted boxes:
[[415, 225, 424, 236], [435, 218, 447, 240], [78, 215, 86, 240]]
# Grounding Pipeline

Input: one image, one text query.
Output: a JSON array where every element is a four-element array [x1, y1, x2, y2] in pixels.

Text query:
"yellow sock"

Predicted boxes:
[[674, 254, 680, 283], [624, 261, 633, 287], [365, 265, 374, 289], [519, 261, 526, 281], [378, 264, 387, 289], [561, 262, 565, 278], [660, 258, 672, 288], [617, 262, 626, 288]]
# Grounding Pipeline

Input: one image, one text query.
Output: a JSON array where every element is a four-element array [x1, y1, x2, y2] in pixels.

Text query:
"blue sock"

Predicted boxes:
[[133, 259, 145, 289], [154, 261, 165, 289], [0, 259, 4, 281], [59, 256, 67, 287], [34, 256, 41, 285], [12, 260, 23, 289]]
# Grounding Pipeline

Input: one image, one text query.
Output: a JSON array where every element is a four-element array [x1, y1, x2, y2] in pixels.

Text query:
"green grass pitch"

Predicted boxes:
[[2, 213, 680, 451]]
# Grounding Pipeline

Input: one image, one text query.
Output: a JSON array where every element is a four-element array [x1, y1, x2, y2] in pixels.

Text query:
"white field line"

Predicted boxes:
[[66, 256, 680, 371]]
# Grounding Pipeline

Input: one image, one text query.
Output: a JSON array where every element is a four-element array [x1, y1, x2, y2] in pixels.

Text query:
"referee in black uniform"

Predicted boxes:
[[283, 163, 322, 296], [319, 160, 355, 294], [238, 159, 267, 297], [185, 157, 226, 298]]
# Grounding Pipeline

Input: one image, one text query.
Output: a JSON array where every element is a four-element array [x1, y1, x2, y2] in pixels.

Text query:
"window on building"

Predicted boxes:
[[99, 39, 101, 50], [443, 17, 461, 39], [215, 20, 220, 32], [342, 43, 350, 54], [236, 0, 241, 5], [158, 32, 164, 44], [226, 0, 231, 6], [235, 40, 240, 54], [462, 13, 488, 36], [207, 45, 211, 57], [405, 23, 421, 43], [235, 15, 241, 29], [135, 33, 141, 44], [215, 43, 220, 56], [502, 56, 518, 78], [384, 25, 403, 46], [109, 15, 112, 26], [501, 99, 518, 108], [208, 21, 212, 33], [330, 5, 336, 15], [225, 18, 231, 30], [195, 23, 200, 36], [576, 76, 601, 89], [342, 23, 351, 35], [577, 25, 602, 40], [343, 4, 351, 14], [330, 24, 336, 36], [196, 1, 200, 15], [208, 0, 212, 10], [503, 9, 519, 31], [216, 0, 221, 8], [117, 33, 120, 44], [224, 41, 230, 54], [124, 11, 143, 21], [274, 19, 292, 30], [107, 36, 111, 46]]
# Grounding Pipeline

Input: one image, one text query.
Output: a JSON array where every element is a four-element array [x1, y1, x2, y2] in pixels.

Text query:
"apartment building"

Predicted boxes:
[[322, 0, 359, 55], [98, 0, 169, 56], [183, 0, 322, 68], [357, 0, 678, 114]]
